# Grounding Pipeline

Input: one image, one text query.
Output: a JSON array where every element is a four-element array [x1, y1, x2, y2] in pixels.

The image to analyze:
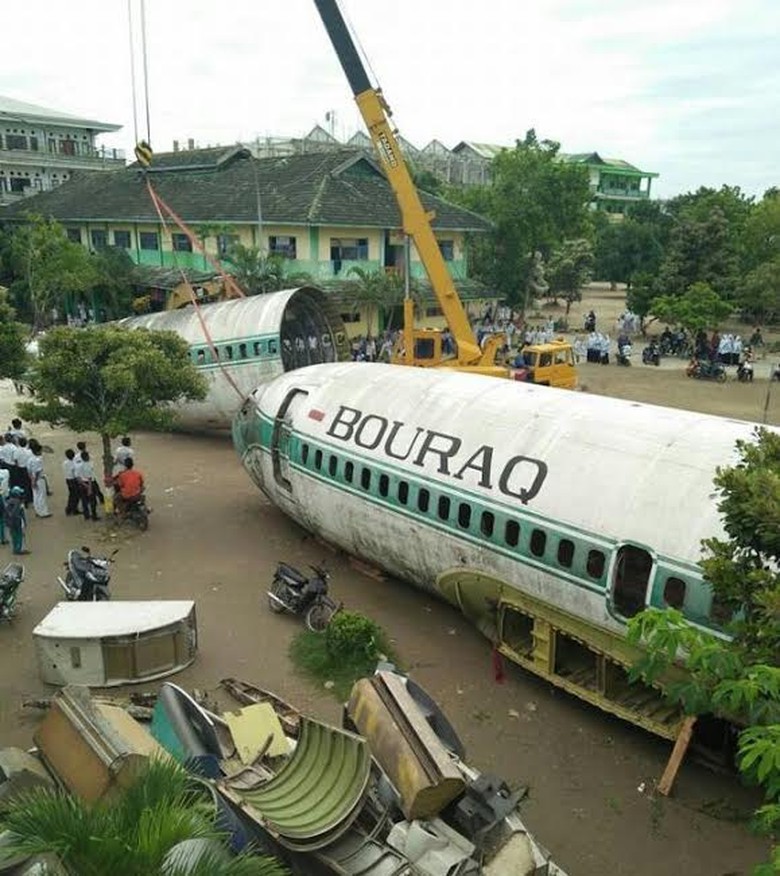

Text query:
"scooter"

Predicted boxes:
[[57, 546, 117, 602], [642, 343, 660, 366], [687, 359, 727, 382], [737, 361, 754, 383], [116, 493, 150, 531], [0, 562, 24, 621], [616, 343, 632, 366], [267, 562, 339, 632]]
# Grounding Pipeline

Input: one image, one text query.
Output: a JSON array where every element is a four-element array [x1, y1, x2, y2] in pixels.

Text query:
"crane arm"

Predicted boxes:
[[313, 0, 483, 366]]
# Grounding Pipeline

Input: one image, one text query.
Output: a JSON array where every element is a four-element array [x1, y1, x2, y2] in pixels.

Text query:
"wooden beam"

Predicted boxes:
[[658, 716, 697, 796]]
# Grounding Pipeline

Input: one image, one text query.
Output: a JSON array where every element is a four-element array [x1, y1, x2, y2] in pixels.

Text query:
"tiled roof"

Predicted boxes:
[[0, 147, 491, 232], [452, 141, 507, 160], [0, 95, 120, 131], [559, 151, 658, 177]]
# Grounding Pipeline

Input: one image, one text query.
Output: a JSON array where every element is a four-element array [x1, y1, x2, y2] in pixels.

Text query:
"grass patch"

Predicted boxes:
[[289, 611, 397, 701]]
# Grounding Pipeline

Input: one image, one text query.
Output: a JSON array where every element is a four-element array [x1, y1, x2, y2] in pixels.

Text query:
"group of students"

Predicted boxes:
[[62, 436, 140, 521], [0, 418, 50, 554]]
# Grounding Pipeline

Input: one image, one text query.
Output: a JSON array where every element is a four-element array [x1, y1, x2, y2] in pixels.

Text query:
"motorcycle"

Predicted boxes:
[[642, 343, 660, 366], [0, 562, 24, 621], [267, 562, 339, 632], [686, 359, 726, 383], [737, 361, 754, 383], [116, 493, 150, 531], [57, 546, 117, 602], [616, 343, 632, 366]]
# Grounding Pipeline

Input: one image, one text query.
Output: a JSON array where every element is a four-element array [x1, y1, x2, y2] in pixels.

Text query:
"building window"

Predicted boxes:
[[29, 136, 38, 151], [172, 233, 192, 253], [269, 235, 297, 259], [139, 232, 159, 251], [557, 539, 575, 568], [438, 240, 454, 261], [331, 237, 368, 273], [218, 234, 239, 257], [5, 134, 28, 150], [90, 230, 108, 250], [66, 228, 82, 244], [113, 230, 131, 248], [9, 178, 30, 193], [339, 311, 361, 324]]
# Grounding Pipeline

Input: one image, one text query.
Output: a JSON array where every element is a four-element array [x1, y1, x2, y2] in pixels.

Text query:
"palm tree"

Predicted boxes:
[[226, 244, 311, 295], [346, 265, 423, 334], [0, 757, 288, 876]]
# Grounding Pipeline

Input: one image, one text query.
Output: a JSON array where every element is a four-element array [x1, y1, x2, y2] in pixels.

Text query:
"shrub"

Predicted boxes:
[[326, 611, 382, 663]]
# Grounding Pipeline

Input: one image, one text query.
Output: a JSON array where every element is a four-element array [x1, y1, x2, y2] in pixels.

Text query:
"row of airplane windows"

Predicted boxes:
[[297, 440, 706, 620], [299, 442, 608, 581], [189, 338, 279, 364]]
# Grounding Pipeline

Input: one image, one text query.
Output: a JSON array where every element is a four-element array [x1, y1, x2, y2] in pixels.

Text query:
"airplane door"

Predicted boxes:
[[611, 543, 654, 620], [271, 389, 309, 492]]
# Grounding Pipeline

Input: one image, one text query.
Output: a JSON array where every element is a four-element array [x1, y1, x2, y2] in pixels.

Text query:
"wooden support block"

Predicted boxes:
[[658, 716, 697, 797]]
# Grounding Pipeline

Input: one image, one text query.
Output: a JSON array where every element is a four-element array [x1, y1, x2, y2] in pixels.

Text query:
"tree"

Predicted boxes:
[[0, 289, 29, 383], [0, 756, 287, 875], [18, 326, 207, 482], [8, 215, 98, 329], [593, 214, 664, 289], [411, 167, 444, 196], [91, 246, 137, 320], [627, 429, 780, 873], [626, 272, 658, 331], [743, 190, 780, 273], [546, 238, 595, 314], [650, 282, 732, 335], [345, 266, 419, 333], [739, 259, 780, 324], [226, 244, 311, 295], [447, 130, 591, 309]]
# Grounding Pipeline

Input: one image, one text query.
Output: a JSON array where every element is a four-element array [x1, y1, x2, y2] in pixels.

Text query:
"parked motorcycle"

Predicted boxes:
[[57, 546, 117, 602], [616, 343, 632, 366], [642, 343, 660, 366], [116, 493, 150, 531], [268, 562, 339, 632], [686, 359, 726, 383], [737, 361, 754, 383], [0, 562, 24, 621]]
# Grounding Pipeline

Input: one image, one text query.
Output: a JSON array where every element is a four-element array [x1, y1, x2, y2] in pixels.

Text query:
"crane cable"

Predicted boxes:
[[143, 177, 247, 402]]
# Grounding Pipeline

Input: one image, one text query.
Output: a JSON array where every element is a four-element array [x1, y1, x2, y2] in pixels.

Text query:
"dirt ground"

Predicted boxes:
[[0, 288, 776, 875]]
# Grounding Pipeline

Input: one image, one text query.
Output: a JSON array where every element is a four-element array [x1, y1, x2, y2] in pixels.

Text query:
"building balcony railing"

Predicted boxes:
[[594, 189, 649, 200], [0, 143, 125, 164], [128, 251, 469, 282]]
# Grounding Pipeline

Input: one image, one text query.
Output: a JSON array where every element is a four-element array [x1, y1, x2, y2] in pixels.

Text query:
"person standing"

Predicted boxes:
[[0, 465, 9, 545], [11, 438, 33, 507], [62, 449, 80, 516], [77, 440, 104, 507], [27, 444, 51, 518], [77, 451, 99, 521], [112, 436, 134, 476], [7, 419, 26, 443], [4, 487, 27, 554]]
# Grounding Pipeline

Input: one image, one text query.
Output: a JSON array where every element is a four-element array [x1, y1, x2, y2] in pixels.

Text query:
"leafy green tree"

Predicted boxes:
[[344, 265, 421, 333], [739, 259, 780, 324], [743, 190, 780, 272], [628, 429, 780, 874], [8, 215, 98, 329], [226, 244, 311, 295], [92, 246, 137, 320], [650, 282, 732, 335], [0, 756, 287, 875], [593, 214, 664, 288], [447, 130, 591, 309], [546, 238, 594, 314], [411, 167, 444, 196], [18, 326, 206, 482], [0, 289, 29, 383], [626, 272, 658, 331]]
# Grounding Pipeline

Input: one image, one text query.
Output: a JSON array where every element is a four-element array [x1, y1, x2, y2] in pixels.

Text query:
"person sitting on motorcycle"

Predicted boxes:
[[113, 457, 144, 517]]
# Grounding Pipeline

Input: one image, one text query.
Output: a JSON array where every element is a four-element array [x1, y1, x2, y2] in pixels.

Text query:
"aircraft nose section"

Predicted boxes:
[[231, 389, 267, 490]]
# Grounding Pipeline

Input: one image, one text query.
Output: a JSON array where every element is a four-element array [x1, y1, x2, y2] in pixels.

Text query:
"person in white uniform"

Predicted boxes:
[[27, 443, 50, 518]]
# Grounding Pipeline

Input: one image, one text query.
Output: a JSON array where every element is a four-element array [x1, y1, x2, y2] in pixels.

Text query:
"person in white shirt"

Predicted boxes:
[[11, 438, 33, 506], [63, 449, 80, 516], [112, 436, 134, 476], [0, 435, 15, 470], [7, 418, 26, 444], [77, 451, 99, 521], [27, 444, 50, 518]]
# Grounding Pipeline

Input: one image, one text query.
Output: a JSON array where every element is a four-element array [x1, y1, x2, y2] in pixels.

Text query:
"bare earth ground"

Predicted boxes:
[[1, 288, 777, 876]]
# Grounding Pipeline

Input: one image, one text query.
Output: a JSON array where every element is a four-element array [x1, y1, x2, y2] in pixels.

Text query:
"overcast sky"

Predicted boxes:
[[2, 0, 778, 199]]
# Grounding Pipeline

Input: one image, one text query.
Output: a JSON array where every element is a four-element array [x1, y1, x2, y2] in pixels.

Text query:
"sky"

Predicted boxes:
[[1, 0, 778, 199]]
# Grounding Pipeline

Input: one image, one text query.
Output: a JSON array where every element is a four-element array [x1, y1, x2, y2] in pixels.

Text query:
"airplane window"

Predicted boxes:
[[398, 481, 409, 505], [254, 341, 263, 356], [457, 502, 472, 529], [437, 495, 450, 521], [314, 450, 323, 470], [328, 455, 337, 477], [344, 461, 354, 483], [505, 520, 520, 547], [557, 539, 575, 568], [212, 347, 220, 361], [238, 343, 248, 359], [530, 529, 547, 557], [268, 339, 279, 355], [480, 511, 495, 538], [196, 349, 206, 364], [586, 549, 605, 579], [301, 444, 309, 465], [225, 345, 234, 361], [417, 488, 430, 513], [663, 577, 686, 609], [379, 474, 389, 497], [361, 467, 371, 490]]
